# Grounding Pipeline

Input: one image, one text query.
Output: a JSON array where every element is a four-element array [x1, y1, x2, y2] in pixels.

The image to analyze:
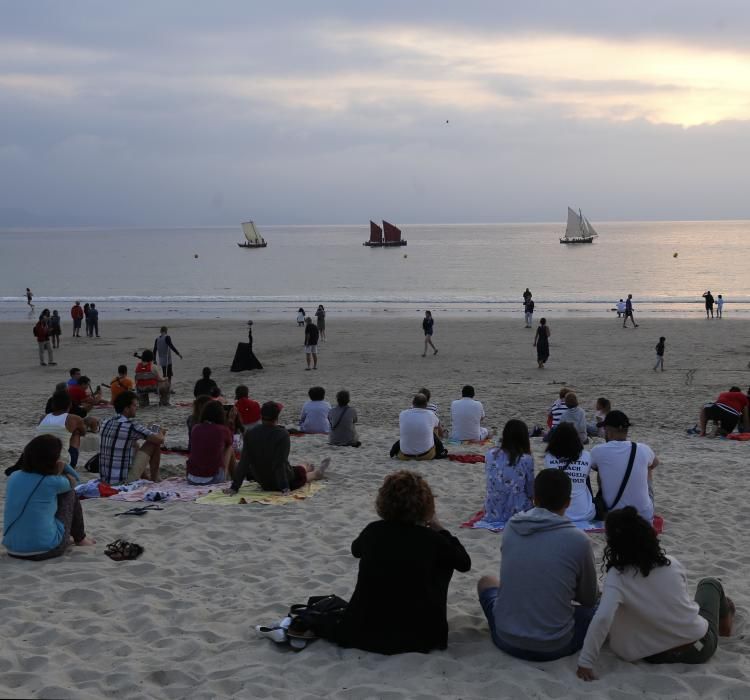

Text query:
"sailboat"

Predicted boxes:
[[560, 207, 599, 244], [363, 220, 407, 247], [237, 221, 267, 248], [363, 220, 383, 246]]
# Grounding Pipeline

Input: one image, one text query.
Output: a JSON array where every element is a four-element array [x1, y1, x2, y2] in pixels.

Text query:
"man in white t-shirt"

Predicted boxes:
[[589, 410, 659, 521], [450, 385, 489, 441], [396, 393, 440, 460]]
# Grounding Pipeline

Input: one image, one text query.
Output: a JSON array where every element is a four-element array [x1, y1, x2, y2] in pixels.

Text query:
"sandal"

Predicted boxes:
[[105, 539, 145, 561], [114, 505, 164, 517]]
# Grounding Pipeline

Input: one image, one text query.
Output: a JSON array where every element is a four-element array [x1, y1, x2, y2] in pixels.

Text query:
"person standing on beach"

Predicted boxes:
[[70, 301, 84, 337], [304, 317, 319, 370], [533, 317, 550, 368], [524, 296, 535, 328], [616, 299, 625, 318], [717, 294, 724, 318], [26, 288, 34, 310], [296, 308, 305, 326], [153, 326, 182, 389], [49, 310, 61, 349], [315, 305, 327, 341], [33, 314, 56, 366], [523, 288, 532, 305], [83, 303, 91, 337], [622, 294, 638, 328], [702, 291, 715, 319], [89, 303, 100, 337], [653, 337, 666, 372], [422, 310, 438, 357]]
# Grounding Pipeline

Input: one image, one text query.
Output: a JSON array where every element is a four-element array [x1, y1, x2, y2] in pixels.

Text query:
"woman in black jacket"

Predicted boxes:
[[336, 470, 471, 654]]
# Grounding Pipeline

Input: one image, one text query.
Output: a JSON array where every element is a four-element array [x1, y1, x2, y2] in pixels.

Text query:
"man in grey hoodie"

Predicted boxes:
[[477, 469, 598, 661]]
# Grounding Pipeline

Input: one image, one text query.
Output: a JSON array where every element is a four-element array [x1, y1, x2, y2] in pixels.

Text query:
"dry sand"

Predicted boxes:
[[1, 316, 749, 699]]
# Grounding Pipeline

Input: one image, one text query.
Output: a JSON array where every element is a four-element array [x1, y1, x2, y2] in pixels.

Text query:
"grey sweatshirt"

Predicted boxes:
[[559, 406, 588, 444], [493, 507, 598, 652]]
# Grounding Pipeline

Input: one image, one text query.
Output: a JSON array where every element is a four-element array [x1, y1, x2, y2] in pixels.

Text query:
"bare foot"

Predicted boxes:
[[719, 598, 736, 636], [75, 537, 97, 547]]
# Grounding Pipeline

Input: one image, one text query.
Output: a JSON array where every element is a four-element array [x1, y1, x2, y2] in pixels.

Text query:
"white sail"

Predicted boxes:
[[582, 215, 599, 238], [564, 207, 598, 239], [241, 221, 264, 245]]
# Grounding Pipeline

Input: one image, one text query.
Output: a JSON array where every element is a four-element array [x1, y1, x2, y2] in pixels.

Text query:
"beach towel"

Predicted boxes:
[[109, 477, 222, 502], [445, 437, 493, 446], [196, 481, 324, 505], [461, 510, 663, 534], [447, 454, 486, 464], [726, 433, 750, 441]]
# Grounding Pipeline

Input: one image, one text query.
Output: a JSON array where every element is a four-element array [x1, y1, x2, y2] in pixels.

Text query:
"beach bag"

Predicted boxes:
[[593, 441, 637, 521], [288, 594, 348, 641], [84, 453, 100, 474]]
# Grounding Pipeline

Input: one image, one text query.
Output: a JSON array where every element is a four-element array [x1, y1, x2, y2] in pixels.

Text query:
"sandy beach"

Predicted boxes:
[[1, 315, 749, 699]]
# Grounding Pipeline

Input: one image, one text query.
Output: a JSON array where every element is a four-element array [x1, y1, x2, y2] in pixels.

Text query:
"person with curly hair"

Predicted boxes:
[[577, 507, 735, 681], [335, 470, 471, 654]]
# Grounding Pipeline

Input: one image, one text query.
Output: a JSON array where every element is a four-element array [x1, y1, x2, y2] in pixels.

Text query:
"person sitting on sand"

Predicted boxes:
[[478, 469, 597, 661], [193, 366, 219, 398], [698, 387, 750, 437], [586, 397, 610, 438], [68, 376, 103, 418], [134, 350, 170, 407], [577, 507, 735, 680], [335, 470, 471, 655], [589, 411, 658, 522], [187, 394, 213, 453], [3, 435, 95, 560], [225, 401, 329, 495], [234, 385, 261, 430], [547, 387, 571, 432], [558, 392, 588, 445], [67, 367, 82, 387], [187, 399, 235, 485], [299, 386, 331, 433], [110, 364, 134, 403], [392, 393, 443, 460], [450, 385, 490, 441], [484, 419, 534, 523], [36, 390, 87, 468], [544, 423, 595, 522], [328, 389, 360, 447], [98, 391, 166, 484]]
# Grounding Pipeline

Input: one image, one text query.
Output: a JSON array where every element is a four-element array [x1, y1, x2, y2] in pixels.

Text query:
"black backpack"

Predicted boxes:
[[288, 595, 348, 641]]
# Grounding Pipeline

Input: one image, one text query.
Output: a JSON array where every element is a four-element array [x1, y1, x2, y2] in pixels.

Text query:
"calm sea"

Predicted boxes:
[[1, 221, 748, 320]]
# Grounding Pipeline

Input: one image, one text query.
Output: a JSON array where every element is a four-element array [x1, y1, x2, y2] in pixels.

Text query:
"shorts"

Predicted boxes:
[[161, 364, 173, 379], [424, 331, 433, 337], [398, 446, 436, 461], [478, 587, 595, 662], [304, 345, 318, 354], [289, 465, 308, 490], [187, 469, 226, 485], [704, 403, 740, 433], [73, 319, 82, 329]]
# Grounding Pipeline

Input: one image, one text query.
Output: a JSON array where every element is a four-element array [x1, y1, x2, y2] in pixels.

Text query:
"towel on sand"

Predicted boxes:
[[447, 454, 486, 464], [196, 481, 324, 505], [445, 437, 493, 446], [109, 477, 222, 502], [460, 510, 664, 534]]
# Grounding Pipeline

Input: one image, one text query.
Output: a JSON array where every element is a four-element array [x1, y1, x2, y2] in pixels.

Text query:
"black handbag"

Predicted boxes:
[[288, 594, 348, 641], [593, 441, 637, 520]]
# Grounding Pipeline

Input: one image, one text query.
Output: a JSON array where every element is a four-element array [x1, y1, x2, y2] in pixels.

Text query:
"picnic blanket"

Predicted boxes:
[[460, 510, 664, 534], [108, 477, 222, 502], [196, 481, 324, 505], [447, 454, 486, 464], [445, 437, 493, 446]]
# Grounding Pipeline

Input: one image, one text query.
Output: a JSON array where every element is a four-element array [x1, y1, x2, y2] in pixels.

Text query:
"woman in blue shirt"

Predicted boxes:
[[3, 435, 95, 560]]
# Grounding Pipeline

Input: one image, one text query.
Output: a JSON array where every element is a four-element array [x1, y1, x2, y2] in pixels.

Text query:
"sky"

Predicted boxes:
[[2, 1, 750, 226]]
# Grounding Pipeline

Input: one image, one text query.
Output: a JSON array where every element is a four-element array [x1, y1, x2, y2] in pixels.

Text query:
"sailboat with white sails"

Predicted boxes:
[[237, 221, 267, 248], [560, 207, 599, 244]]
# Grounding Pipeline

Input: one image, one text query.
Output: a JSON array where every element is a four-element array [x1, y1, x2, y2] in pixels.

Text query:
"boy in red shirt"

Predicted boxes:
[[234, 385, 261, 428]]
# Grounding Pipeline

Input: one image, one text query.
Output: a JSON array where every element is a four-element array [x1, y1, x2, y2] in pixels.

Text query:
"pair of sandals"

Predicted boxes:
[[114, 504, 164, 517], [105, 539, 145, 561]]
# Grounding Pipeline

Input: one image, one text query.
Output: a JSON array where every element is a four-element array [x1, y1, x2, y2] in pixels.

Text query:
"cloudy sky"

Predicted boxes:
[[2, 1, 750, 225]]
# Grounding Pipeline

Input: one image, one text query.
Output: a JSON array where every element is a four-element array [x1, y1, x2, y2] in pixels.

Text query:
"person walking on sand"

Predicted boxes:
[[26, 287, 34, 310], [315, 305, 327, 341], [304, 317, 319, 370], [717, 294, 724, 318], [702, 291, 714, 319], [524, 296, 535, 328], [623, 294, 638, 328], [422, 310, 438, 357], [49, 310, 61, 349], [653, 337, 666, 371], [534, 317, 550, 368], [153, 326, 183, 389], [70, 301, 84, 337], [33, 313, 56, 367]]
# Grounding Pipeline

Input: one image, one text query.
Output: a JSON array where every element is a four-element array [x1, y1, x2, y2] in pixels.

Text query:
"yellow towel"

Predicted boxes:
[[195, 482, 324, 505]]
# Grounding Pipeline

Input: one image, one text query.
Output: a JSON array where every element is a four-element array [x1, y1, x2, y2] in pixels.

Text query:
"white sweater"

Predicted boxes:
[[578, 556, 708, 668]]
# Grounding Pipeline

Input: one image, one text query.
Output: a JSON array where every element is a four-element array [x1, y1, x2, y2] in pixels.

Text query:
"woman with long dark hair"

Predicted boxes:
[[577, 507, 735, 680], [544, 422, 595, 522], [484, 419, 534, 523], [533, 317, 551, 368]]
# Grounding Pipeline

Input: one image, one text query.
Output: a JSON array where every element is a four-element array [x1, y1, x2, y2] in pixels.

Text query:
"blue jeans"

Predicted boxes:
[[479, 587, 596, 662]]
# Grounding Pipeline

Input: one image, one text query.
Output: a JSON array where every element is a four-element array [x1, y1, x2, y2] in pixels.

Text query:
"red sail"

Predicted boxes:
[[382, 220, 402, 243], [369, 220, 383, 243]]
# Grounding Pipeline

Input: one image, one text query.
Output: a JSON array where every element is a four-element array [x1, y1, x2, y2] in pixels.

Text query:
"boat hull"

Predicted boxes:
[[237, 242, 268, 248], [363, 240, 407, 246], [559, 237, 594, 244]]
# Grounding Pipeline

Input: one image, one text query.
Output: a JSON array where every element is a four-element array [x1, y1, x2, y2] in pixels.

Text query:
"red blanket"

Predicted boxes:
[[448, 454, 485, 464]]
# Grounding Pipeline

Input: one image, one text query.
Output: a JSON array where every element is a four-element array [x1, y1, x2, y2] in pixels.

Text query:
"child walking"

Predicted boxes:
[[653, 336, 665, 371]]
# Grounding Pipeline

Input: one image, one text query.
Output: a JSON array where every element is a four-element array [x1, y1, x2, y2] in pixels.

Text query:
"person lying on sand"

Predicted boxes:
[[224, 401, 329, 495], [577, 506, 735, 680]]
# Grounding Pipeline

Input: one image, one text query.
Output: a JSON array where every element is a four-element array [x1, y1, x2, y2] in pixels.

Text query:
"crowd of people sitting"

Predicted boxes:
[[4, 368, 746, 680]]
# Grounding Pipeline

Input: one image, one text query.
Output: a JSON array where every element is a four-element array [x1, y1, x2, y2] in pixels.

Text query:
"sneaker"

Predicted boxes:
[[255, 625, 287, 644]]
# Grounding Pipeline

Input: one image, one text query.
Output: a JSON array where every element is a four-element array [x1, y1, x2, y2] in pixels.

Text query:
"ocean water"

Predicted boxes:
[[1, 221, 748, 320]]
